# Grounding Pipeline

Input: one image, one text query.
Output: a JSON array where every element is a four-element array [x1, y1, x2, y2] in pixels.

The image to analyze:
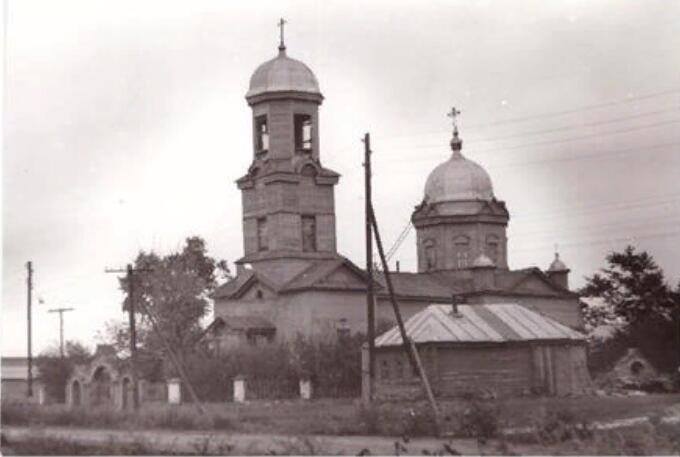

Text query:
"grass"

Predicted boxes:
[[2, 393, 679, 438], [494, 393, 680, 427]]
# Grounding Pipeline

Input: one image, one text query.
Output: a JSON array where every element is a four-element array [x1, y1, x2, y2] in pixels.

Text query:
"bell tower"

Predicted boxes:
[[235, 23, 340, 279]]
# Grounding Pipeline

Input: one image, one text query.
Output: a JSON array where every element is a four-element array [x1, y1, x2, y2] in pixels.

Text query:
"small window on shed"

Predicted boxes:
[[255, 115, 269, 153], [380, 359, 390, 380], [395, 359, 404, 379], [294, 114, 313, 152], [336, 318, 350, 339]]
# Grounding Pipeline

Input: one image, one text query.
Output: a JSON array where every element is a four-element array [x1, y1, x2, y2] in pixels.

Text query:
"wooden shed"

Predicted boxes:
[[368, 303, 590, 400]]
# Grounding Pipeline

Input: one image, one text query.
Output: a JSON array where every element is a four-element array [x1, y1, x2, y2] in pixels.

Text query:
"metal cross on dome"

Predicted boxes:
[[278, 18, 287, 50], [447, 107, 461, 133]]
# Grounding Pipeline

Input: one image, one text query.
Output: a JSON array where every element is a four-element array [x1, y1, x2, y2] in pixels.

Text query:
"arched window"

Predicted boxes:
[[71, 380, 82, 407], [486, 235, 500, 264], [294, 114, 313, 153], [423, 239, 437, 271], [301, 164, 317, 177], [453, 235, 470, 268], [255, 115, 269, 154], [257, 217, 268, 251], [301, 215, 317, 252]]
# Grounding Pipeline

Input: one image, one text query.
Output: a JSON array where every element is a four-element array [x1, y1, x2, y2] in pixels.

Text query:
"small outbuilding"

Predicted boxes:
[[1, 357, 46, 404], [368, 303, 590, 400], [611, 347, 659, 386]]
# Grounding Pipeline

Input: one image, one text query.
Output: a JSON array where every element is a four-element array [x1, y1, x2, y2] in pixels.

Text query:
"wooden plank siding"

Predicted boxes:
[[437, 345, 532, 396]]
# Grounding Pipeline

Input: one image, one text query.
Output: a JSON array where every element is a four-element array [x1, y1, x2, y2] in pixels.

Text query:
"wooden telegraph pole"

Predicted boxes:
[[48, 307, 75, 358], [105, 264, 152, 411], [363, 133, 376, 401], [26, 261, 33, 398], [105, 263, 204, 414], [362, 133, 441, 431]]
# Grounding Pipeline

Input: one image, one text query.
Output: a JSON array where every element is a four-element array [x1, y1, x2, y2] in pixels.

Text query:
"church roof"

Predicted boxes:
[[212, 270, 257, 299], [374, 271, 460, 300], [213, 262, 575, 301], [424, 151, 494, 203], [281, 257, 379, 292], [246, 48, 321, 99], [375, 303, 585, 347]]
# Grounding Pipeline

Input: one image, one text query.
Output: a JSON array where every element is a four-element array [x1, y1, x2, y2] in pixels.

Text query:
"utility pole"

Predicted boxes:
[[363, 132, 375, 401], [26, 261, 33, 398], [105, 264, 152, 411], [106, 263, 205, 414], [370, 205, 441, 431], [48, 307, 75, 358]]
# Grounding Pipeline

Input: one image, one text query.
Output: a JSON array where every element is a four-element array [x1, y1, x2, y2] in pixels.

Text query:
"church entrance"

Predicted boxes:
[[71, 379, 81, 407], [90, 365, 113, 407], [121, 377, 132, 410]]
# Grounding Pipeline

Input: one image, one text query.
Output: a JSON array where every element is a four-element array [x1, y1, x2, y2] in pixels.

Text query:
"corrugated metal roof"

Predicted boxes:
[[375, 303, 585, 347]]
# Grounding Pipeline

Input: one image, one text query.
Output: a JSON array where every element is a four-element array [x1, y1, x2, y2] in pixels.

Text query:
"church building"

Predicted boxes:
[[207, 33, 583, 352]]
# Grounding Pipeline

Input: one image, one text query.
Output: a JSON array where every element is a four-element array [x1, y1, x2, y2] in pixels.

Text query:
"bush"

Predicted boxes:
[[532, 408, 593, 444], [355, 402, 438, 437], [457, 400, 500, 444], [182, 333, 364, 402]]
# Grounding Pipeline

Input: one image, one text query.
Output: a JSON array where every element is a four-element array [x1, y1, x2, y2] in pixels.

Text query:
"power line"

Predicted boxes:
[[465, 108, 680, 144], [381, 195, 680, 262], [510, 228, 680, 255], [485, 141, 680, 171], [512, 194, 680, 223], [404, 89, 680, 138], [403, 118, 680, 155], [387, 106, 680, 145]]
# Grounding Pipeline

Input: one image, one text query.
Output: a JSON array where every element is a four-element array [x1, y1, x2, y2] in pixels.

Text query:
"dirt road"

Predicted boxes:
[[2, 426, 480, 455]]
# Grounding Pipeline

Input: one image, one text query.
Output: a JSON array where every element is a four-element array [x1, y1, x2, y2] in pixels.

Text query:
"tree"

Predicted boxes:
[[36, 341, 91, 402], [580, 245, 680, 372], [580, 245, 677, 326], [114, 237, 228, 367]]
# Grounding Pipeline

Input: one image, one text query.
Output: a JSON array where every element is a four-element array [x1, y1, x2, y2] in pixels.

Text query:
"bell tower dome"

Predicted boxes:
[[412, 108, 510, 273], [235, 21, 340, 280]]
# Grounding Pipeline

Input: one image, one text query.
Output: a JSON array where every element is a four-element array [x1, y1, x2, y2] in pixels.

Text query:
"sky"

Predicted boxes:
[[2, 0, 680, 356]]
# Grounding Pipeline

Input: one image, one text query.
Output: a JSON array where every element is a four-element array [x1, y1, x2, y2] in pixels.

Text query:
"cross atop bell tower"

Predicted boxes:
[[278, 18, 287, 52]]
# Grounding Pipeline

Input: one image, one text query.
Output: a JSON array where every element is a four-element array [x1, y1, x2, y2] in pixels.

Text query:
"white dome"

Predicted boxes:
[[424, 149, 494, 203], [548, 253, 569, 272], [246, 49, 320, 98]]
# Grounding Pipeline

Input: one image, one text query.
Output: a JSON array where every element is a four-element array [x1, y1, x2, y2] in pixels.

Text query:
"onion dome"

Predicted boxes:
[[472, 253, 496, 268], [246, 47, 321, 99], [548, 252, 569, 272], [424, 128, 494, 204]]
